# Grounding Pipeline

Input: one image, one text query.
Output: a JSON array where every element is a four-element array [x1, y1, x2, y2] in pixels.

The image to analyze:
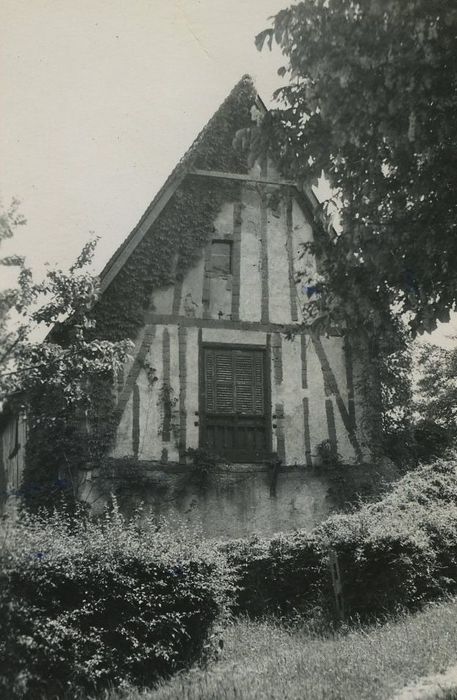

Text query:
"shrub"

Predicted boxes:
[[383, 420, 456, 469], [318, 455, 457, 618], [224, 456, 457, 622], [222, 532, 325, 617], [0, 502, 231, 699], [413, 420, 456, 463]]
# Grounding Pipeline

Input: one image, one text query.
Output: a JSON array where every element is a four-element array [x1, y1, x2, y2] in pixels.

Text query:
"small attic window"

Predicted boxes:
[[210, 241, 232, 276]]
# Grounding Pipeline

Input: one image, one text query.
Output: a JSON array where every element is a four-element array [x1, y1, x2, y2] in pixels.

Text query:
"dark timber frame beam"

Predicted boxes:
[[189, 168, 298, 188]]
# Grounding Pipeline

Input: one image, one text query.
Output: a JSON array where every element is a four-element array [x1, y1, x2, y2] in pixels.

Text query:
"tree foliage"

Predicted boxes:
[[253, 0, 457, 339], [0, 205, 130, 405], [0, 201, 132, 508], [378, 329, 413, 435], [1, 504, 230, 697], [415, 342, 457, 430], [379, 342, 457, 468]]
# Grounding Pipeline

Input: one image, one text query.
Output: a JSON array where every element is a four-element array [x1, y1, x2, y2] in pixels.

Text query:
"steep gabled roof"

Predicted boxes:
[[99, 75, 265, 294]]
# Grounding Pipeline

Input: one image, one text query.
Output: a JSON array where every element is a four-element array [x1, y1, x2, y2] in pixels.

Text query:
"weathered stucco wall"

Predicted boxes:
[[111, 325, 362, 466], [133, 466, 333, 540], [0, 413, 26, 516], [103, 161, 374, 535], [84, 462, 333, 539], [110, 167, 369, 475], [146, 174, 316, 326]]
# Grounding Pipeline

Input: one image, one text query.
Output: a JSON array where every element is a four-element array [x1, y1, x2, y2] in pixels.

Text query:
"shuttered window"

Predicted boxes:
[[210, 241, 232, 275], [203, 347, 265, 415], [201, 344, 270, 461]]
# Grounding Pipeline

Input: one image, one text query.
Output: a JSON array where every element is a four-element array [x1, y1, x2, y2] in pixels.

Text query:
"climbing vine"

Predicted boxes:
[[93, 178, 232, 340], [157, 382, 178, 443]]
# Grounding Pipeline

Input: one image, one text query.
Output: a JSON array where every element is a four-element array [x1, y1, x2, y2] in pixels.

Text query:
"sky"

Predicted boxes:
[[1, 0, 456, 348], [0, 0, 285, 274]]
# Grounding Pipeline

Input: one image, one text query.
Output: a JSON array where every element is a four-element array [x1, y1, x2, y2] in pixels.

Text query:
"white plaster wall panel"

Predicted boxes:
[[239, 186, 262, 322], [18, 417, 26, 479], [1, 415, 26, 493], [151, 285, 174, 315], [248, 161, 263, 179], [269, 356, 277, 455], [16, 417, 26, 488], [269, 338, 283, 457], [331, 395, 356, 463], [167, 325, 181, 462], [319, 336, 357, 461], [266, 158, 281, 180], [137, 366, 161, 460], [267, 199, 292, 324], [0, 414, 26, 517], [111, 393, 134, 457], [213, 200, 235, 238], [292, 198, 314, 247], [292, 198, 316, 315], [115, 325, 147, 399], [306, 338, 329, 458], [321, 336, 349, 413], [136, 328, 163, 460], [178, 255, 205, 318], [209, 276, 232, 319], [281, 336, 306, 464], [3, 421, 16, 490], [185, 327, 200, 452], [202, 328, 266, 345]]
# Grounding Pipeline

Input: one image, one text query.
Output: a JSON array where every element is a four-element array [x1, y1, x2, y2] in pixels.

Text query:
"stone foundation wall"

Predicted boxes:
[[82, 458, 398, 540]]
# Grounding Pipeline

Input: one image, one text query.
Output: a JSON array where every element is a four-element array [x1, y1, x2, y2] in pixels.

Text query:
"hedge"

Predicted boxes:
[[0, 503, 231, 699], [221, 533, 326, 617], [224, 457, 457, 622]]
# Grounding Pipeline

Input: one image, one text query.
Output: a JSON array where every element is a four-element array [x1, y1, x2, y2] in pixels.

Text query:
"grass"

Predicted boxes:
[[105, 597, 457, 700]]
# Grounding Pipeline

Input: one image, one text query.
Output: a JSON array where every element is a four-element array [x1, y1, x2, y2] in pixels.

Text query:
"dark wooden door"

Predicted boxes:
[[200, 345, 270, 462]]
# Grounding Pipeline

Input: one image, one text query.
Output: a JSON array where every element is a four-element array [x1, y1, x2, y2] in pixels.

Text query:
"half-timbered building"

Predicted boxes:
[[1, 76, 380, 535]]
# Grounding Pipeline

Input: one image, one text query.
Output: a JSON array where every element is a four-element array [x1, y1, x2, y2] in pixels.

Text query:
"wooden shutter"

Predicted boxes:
[[204, 347, 264, 416], [204, 348, 235, 414], [234, 351, 264, 416]]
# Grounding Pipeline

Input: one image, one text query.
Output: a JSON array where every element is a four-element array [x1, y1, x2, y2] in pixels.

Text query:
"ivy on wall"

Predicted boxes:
[[94, 178, 232, 341], [94, 75, 257, 342]]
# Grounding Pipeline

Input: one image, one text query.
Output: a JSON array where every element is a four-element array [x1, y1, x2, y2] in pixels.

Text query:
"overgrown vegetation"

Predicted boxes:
[[253, 0, 457, 341], [0, 503, 231, 699], [0, 218, 132, 511], [223, 456, 457, 621], [3, 456, 457, 698], [382, 340, 457, 469], [106, 599, 457, 700], [415, 343, 457, 430]]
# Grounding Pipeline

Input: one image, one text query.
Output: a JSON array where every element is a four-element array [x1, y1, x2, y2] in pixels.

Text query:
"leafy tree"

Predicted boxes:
[[415, 343, 457, 430], [0, 199, 29, 381], [0, 201, 132, 508], [379, 342, 457, 468], [379, 331, 413, 436], [252, 0, 457, 340]]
